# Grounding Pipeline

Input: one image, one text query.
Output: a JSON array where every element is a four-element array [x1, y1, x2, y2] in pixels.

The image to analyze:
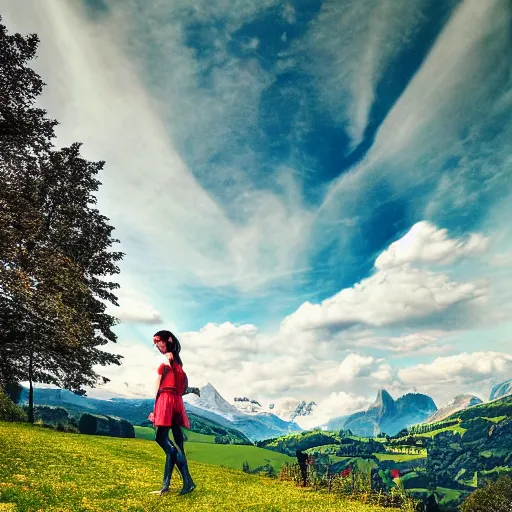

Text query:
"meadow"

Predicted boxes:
[[0, 422, 399, 512]]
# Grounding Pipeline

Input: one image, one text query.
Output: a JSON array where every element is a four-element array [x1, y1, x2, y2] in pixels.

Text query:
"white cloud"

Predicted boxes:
[[370, 364, 393, 382], [2, 0, 314, 302], [375, 221, 489, 270], [281, 264, 487, 332], [303, 0, 434, 150], [294, 391, 371, 430], [282, 3, 296, 24], [318, 0, 511, 240], [109, 295, 163, 325], [279, 221, 489, 334], [398, 351, 512, 387], [491, 252, 512, 268], [307, 354, 376, 389], [91, 340, 166, 398], [353, 330, 452, 355]]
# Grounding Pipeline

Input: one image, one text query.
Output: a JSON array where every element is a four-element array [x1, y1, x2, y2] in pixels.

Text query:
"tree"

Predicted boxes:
[[461, 476, 512, 512], [0, 17, 123, 422], [78, 413, 97, 435]]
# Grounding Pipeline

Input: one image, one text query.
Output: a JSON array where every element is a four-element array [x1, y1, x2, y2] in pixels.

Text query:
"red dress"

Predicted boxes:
[[153, 362, 190, 428]]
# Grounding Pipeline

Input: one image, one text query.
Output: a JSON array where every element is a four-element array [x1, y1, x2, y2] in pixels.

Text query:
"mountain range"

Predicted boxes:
[[18, 383, 301, 442], [18, 378, 512, 441], [342, 389, 437, 437]]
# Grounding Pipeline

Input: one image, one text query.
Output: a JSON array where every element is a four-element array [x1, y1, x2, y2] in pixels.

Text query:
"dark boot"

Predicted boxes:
[[149, 447, 177, 494], [175, 449, 196, 496]]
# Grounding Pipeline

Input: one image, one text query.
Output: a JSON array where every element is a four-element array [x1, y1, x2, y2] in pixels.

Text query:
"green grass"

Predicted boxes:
[[185, 443, 294, 473], [436, 486, 465, 505], [134, 426, 216, 444], [396, 423, 467, 440], [374, 453, 425, 462], [134, 425, 292, 473], [482, 416, 507, 423], [0, 422, 398, 512]]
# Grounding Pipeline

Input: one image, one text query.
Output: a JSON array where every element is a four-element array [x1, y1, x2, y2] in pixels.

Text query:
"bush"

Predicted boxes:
[[78, 413, 97, 435], [461, 476, 512, 512], [0, 387, 27, 422]]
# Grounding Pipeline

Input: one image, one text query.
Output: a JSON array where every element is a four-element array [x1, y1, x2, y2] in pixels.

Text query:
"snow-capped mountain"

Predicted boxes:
[[185, 383, 240, 420], [183, 383, 302, 441]]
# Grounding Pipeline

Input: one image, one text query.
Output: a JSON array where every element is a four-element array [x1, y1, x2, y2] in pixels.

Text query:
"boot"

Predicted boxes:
[[149, 448, 176, 494], [175, 449, 196, 496]]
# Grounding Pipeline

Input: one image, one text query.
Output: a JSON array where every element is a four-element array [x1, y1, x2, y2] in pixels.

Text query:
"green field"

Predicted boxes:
[[374, 453, 425, 462], [0, 422, 399, 511], [134, 426, 216, 444], [134, 425, 293, 473]]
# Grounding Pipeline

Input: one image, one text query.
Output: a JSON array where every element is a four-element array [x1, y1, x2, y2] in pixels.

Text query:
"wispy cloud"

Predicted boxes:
[[302, 0, 436, 151], [4, 0, 314, 307], [318, 0, 512, 237], [3, 0, 510, 413]]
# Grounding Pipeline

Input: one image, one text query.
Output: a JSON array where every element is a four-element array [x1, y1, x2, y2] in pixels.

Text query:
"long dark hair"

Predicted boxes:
[[154, 330, 183, 365]]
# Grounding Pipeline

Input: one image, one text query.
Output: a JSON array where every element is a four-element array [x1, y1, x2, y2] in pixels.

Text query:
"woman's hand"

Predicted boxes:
[[148, 411, 155, 423]]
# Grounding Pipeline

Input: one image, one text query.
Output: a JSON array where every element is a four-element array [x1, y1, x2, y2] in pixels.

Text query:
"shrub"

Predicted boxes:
[[78, 413, 97, 435], [0, 387, 27, 422], [461, 476, 512, 512]]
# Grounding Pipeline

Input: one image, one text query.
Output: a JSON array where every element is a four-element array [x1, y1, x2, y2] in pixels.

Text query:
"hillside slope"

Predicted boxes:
[[0, 422, 396, 512]]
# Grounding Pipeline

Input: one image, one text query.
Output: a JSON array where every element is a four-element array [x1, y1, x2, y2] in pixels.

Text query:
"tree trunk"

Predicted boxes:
[[28, 351, 34, 423]]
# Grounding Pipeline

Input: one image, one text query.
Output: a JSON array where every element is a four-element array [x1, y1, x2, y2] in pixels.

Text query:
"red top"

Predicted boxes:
[[157, 362, 187, 395]]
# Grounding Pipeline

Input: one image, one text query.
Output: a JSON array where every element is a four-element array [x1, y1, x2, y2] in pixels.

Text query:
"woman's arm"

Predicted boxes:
[[184, 386, 201, 397], [148, 370, 164, 424]]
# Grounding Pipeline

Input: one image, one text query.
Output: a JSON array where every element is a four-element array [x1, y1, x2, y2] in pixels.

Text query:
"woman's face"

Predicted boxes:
[[153, 336, 167, 354]]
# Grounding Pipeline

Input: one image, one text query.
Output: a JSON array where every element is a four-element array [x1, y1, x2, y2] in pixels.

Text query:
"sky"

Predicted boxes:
[[2, 0, 512, 428]]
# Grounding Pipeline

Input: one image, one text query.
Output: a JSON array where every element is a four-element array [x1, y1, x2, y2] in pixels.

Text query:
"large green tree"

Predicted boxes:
[[0, 17, 124, 422]]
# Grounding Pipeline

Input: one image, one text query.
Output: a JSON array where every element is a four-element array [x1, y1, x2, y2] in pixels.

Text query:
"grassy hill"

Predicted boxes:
[[134, 426, 294, 473], [0, 422, 397, 512]]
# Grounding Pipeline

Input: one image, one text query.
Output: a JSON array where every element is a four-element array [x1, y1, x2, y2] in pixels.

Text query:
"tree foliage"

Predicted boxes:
[[0, 16, 124, 420], [461, 476, 512, 512]]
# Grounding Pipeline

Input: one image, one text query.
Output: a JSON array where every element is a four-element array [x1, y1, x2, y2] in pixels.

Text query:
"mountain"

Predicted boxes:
[[18, 387, 250, 443], [489, 379, 512, 401], [185, 383, 302, 441], [20, 384, 300, 442], [186, 383, 240, 420], [425, 394, 483, 423], [343, 389, 437, 436]]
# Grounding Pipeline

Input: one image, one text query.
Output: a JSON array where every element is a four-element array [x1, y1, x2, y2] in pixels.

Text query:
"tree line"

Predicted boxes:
[[0, 17, 123, 421]]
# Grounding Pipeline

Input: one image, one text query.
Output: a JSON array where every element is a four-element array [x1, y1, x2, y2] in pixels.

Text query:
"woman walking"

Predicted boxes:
[[148, 329, 196, 496]]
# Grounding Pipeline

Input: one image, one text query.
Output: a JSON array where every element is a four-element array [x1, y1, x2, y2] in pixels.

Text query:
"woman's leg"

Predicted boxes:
[[152, 426, 178, 493], [171, 424, 184, 454], [171, 424, 196, 495]]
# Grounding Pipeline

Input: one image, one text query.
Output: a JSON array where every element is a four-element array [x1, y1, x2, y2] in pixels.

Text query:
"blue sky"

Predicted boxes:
[[3, 0, 512, 427]]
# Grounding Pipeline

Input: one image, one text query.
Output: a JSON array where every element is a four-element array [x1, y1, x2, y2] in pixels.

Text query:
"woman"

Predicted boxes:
[[148, 329, 196, 496]]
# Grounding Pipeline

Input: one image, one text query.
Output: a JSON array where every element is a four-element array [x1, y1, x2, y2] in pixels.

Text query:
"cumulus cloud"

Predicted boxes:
[[112, 300, 162, 325], [90, 340, 165, 398], [281, 265, 487, 332], [293, 391, 371, 430], [398, 351, 512, 388], [307, 354, 377, 389], [375, 221, 489, 270]]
